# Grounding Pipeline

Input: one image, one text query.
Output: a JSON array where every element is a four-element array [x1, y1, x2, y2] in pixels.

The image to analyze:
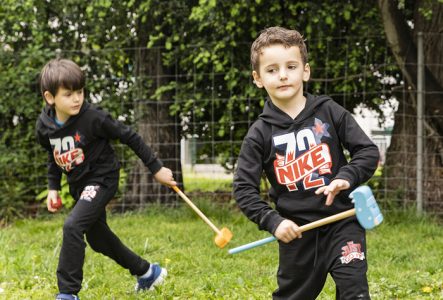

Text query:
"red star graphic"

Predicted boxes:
[[74, 132, 81, 143], [314, 122, 324, 134]]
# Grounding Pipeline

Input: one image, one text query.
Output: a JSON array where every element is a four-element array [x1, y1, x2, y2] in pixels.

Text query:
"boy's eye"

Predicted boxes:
[[288, 65, 297, 69], [267, 68, 277, 73]]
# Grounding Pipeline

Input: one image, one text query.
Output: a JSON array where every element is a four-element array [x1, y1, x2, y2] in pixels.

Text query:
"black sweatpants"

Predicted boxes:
[[57, 175, 150, 294], [273, 217, 370, 300]]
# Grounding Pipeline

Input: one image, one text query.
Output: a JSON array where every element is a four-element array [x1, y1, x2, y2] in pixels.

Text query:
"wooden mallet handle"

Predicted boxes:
[[172, 186, 221, 235], [229, 208, 356, 254], [299, 208, 356, 232]]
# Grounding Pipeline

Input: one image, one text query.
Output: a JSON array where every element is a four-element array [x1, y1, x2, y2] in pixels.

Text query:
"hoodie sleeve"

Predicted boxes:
[[233, 134, 285, 234], [98, 112, 163, 175], [333, 106, 380, 190], [35, 122, 62, 190]]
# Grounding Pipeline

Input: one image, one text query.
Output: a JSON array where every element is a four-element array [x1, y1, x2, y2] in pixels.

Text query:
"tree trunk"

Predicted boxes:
[[382, 92, 417, 205], [122, 14, 182, 207], [378, 0, 443, 213]]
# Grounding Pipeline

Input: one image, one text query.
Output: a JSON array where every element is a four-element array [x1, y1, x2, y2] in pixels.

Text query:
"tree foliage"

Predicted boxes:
[[160, 1, 396, 169], [378, 0, 443, 209], [1, 0, 420, 220]]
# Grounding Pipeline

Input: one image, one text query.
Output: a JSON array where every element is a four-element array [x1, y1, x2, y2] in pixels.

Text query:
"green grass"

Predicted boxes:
[[183, 173, 233, 192], [0, 203, 442, 299]]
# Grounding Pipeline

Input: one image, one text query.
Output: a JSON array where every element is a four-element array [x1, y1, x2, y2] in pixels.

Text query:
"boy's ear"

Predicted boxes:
[[43, 91, 55, 105], [303, 63, 311, 82], [252, 71, 264, 88]]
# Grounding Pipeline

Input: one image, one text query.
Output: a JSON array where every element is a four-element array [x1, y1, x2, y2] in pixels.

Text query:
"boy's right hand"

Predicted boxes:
[[47, 190, 61, 213], [274, 219, 302, 243]]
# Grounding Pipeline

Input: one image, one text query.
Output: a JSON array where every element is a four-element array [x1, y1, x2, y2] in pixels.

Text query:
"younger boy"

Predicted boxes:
[[233, 27, 380, 299], [36, 58, 176, 300]]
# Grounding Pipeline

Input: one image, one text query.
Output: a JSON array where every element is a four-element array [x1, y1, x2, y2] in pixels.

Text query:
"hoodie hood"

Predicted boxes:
[[39, 101, 90, 132], [259, 93, 331, 128]]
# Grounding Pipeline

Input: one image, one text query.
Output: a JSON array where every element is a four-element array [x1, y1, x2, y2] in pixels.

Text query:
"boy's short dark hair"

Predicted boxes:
[[250, 26, 308, 72], [39, 58, 85, 98]]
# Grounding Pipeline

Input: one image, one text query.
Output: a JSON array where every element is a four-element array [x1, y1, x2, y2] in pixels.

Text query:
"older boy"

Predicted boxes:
[[36, 58, 176, 300], [234, 27, 379, 299]]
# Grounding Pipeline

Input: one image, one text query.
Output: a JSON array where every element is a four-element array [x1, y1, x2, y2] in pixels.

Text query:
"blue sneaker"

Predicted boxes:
[[135, 263, 167, 291], [56, 294, 79, 300]]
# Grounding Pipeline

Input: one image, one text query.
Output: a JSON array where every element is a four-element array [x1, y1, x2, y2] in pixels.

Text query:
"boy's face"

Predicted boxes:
[[252, 45, 310, 105], [44, 87, 84, 122]]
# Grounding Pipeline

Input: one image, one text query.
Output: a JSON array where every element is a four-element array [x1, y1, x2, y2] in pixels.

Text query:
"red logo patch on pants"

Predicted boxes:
[[340, 241, 365, 264], [80, 185, 100, 202]]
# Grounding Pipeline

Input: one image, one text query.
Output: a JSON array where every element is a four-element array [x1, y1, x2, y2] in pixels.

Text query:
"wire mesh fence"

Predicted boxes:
[[9, 33, 443, 217]]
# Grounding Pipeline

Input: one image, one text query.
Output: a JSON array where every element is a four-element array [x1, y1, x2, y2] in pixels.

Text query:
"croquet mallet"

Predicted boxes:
[[228, 185, 383, 254], [172, 185, 233, 248]]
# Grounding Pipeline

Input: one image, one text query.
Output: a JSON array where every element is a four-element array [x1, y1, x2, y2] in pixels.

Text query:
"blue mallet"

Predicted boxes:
[[228, 185, 383, 255]]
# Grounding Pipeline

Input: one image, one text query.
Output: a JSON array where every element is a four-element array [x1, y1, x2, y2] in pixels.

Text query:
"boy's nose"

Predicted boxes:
[[279, 70, 288, 80]]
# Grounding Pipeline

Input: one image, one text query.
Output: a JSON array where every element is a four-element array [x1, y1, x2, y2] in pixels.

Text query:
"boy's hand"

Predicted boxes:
[[47, 190, 61, 213], [274, 219, 302, 243], [153, 167, 177, 186], [315, 179, 350, 206]]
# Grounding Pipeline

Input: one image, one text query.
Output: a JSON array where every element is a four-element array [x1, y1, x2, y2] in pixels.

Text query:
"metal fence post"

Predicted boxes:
[[416, 32, 424, 215]]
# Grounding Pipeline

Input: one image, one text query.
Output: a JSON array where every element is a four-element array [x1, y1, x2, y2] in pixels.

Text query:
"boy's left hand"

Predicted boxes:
[[315, 179, 350, 206], [153, 167, 177, 186]]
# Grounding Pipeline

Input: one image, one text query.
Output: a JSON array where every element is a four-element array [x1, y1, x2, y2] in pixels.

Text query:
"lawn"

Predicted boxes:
[[0, 201, 442, 299]]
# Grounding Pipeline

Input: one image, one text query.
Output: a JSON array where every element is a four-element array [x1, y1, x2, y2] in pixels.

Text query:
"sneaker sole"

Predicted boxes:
[[148, 268, 167, 291]]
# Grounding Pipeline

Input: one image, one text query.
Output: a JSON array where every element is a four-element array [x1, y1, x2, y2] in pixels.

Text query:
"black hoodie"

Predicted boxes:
[[36, 101, 162, 190], [233, 93, 380, 234]]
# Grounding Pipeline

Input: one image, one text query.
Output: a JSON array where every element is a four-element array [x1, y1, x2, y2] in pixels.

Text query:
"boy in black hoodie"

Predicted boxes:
[[36, 58, 176, 300], [233, 27, 379, 299]]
